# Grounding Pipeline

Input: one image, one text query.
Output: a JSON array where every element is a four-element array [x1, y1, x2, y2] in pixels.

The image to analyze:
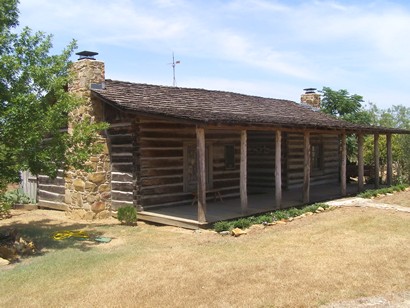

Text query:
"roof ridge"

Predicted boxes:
[[103, 79, 296, 104]]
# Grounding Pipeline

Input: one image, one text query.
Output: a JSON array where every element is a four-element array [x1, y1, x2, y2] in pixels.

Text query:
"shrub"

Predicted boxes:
[[232, 218, 252, 229], [3, 189, 31, 205], [286, 208, 303, 218], [0, 189, 31, 219], [273, 211, 288, 221], [213, 220, 233, 232], [117, 205, 137, 225], [254, 214, 273, 224], [358, 184, 409, 199]]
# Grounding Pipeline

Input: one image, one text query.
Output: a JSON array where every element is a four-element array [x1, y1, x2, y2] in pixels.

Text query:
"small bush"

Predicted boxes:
[[358, 184, 409, 199], [273, 211, 288, 221], [233, 218, 252, 229], [117, 205, 137, 225], [2, 189, 31, 205], [254, 214, 273, 224], [286, 208, 303, 218], [213, 221, 233, 232]]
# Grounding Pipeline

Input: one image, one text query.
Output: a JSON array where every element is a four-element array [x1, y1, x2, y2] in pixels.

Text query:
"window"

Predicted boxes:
[[224, 144, 235, 169], [311, 143, 323, 170]]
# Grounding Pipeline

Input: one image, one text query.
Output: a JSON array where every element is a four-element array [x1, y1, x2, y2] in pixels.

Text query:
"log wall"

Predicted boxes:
[[247, 131, 275, 192], [138, 119, 241, 209], [286, 133, 340, 188], [105, 104, 137, 211], [37, 170, 66, 210]]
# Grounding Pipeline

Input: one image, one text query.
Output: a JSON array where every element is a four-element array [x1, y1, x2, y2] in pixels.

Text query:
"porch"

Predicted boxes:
[[138, 182, 371, 229]]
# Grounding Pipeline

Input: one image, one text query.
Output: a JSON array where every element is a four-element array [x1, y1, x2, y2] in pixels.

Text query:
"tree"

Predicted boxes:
[[320, 87, 371, 124], [0, 0, 106, 190], [363, 104, 410, 183], [320, 87, 372, 162]]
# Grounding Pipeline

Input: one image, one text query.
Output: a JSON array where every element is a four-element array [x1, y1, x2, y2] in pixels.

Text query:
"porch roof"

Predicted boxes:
[[92, 80, 408, 134]]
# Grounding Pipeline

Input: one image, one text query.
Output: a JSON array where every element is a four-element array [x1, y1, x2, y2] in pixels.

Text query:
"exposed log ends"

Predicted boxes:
[[240, 130, 248, 212]]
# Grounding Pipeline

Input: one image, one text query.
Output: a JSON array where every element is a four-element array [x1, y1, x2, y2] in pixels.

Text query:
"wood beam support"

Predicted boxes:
[[340, 133, 347, 196], [358, 133, 364, 192], [303, 131, 311, 204], [374, 133, 380, 189], [240, 130, 248, 213], [275, 130, 282, 209], [196, 127, 207, 223], [386, 133, 393, 186]]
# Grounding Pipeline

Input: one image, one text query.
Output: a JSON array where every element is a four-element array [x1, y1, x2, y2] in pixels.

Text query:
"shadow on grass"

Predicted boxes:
[[0, 216, 117, 260]]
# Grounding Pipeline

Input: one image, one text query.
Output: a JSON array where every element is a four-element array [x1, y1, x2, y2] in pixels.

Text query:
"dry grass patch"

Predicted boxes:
[[375, 189, 410, 207], [0, 207, 409, 307]]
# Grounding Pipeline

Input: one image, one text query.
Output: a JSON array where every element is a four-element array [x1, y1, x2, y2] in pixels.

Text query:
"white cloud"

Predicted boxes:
[[17, 0, 410, 108]]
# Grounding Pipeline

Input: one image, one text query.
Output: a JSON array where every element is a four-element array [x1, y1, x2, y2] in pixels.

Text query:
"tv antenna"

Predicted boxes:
[[169, 52, 180, 87]]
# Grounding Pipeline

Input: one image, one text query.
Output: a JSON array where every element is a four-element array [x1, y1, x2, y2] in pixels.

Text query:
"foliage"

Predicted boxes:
[[320, 87, 410, 183], [213, 220, 233, 232], [362, 104, 410, 183], [213, 203, 330, 231], [0, 188, 31, 219], [232, 218, 252, 229], [2, 188, 31, 204], [357, 184, 408, 199], [319, 87, 372, 162], [117, 205, 137, 225], [320, 87, 369, 123], [0, 194, 12, 219], [0, 0, 107, 189]]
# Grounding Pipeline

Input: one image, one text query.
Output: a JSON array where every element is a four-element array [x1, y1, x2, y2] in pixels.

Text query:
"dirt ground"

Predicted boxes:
[[0, 190, 409, 307]]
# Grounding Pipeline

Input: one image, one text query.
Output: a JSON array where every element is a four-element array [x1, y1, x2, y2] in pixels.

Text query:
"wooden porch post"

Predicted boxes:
[[303, 131, 311, 204], [240, 130, 248, 213], [340, 132, 347, 196], [386, 133, 393, 186], [358, 133, 364, 192], [196, 127, 207, 223], [374, 133, 380, 189], [275, 130, 282, 209]]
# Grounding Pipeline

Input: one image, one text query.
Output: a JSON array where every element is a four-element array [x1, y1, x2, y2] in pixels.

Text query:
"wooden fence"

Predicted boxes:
[[20, 171, 37, 203]]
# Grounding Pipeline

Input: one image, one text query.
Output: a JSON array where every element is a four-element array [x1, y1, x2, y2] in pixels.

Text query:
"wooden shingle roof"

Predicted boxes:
[[91, 79, 408, 134]]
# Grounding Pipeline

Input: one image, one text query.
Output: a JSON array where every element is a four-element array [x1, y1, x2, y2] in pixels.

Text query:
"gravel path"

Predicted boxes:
[[326, 197, 410, 213]]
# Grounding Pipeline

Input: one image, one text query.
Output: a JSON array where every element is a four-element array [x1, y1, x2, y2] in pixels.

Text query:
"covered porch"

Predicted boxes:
[[138, 182, 374, 229], [138, 124, 395, 229]]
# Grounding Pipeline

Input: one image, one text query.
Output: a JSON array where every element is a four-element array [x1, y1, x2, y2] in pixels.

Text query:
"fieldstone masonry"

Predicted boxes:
[[64, 58, 112, 220], [301, 92, 321, 108]]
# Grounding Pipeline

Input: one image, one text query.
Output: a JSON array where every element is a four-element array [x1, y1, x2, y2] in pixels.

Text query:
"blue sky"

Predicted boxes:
[[18, 0, 410, 109]]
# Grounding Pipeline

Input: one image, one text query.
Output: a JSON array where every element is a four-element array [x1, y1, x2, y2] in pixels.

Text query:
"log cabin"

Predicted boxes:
[[37, 52, 410, 228]]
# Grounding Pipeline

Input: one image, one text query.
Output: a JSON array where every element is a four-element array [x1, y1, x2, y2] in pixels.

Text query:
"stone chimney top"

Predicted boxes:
[[301, 88, 321, 109]]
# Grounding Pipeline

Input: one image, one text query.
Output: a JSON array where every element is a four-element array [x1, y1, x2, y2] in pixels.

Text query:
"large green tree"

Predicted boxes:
[[320, 87, 371, 162], [320, 87, 410, 183], [0, 0, 105, 189]]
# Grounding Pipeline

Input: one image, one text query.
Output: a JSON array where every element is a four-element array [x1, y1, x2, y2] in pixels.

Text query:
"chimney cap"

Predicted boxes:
[[303, 88, 317, 94], [76, 51, 98, 60]]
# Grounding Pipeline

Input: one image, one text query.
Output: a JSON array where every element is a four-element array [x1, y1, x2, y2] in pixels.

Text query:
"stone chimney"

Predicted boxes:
[[65, 51, 112, 220], [301, 88, 321, 109]]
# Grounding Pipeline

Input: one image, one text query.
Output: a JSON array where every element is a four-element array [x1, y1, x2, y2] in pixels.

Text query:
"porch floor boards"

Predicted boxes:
[[138, 182, 373, 229]]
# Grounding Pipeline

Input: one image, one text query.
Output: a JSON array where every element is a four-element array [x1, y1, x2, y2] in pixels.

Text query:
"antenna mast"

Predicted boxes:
[[170, 52, 180, 87]]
